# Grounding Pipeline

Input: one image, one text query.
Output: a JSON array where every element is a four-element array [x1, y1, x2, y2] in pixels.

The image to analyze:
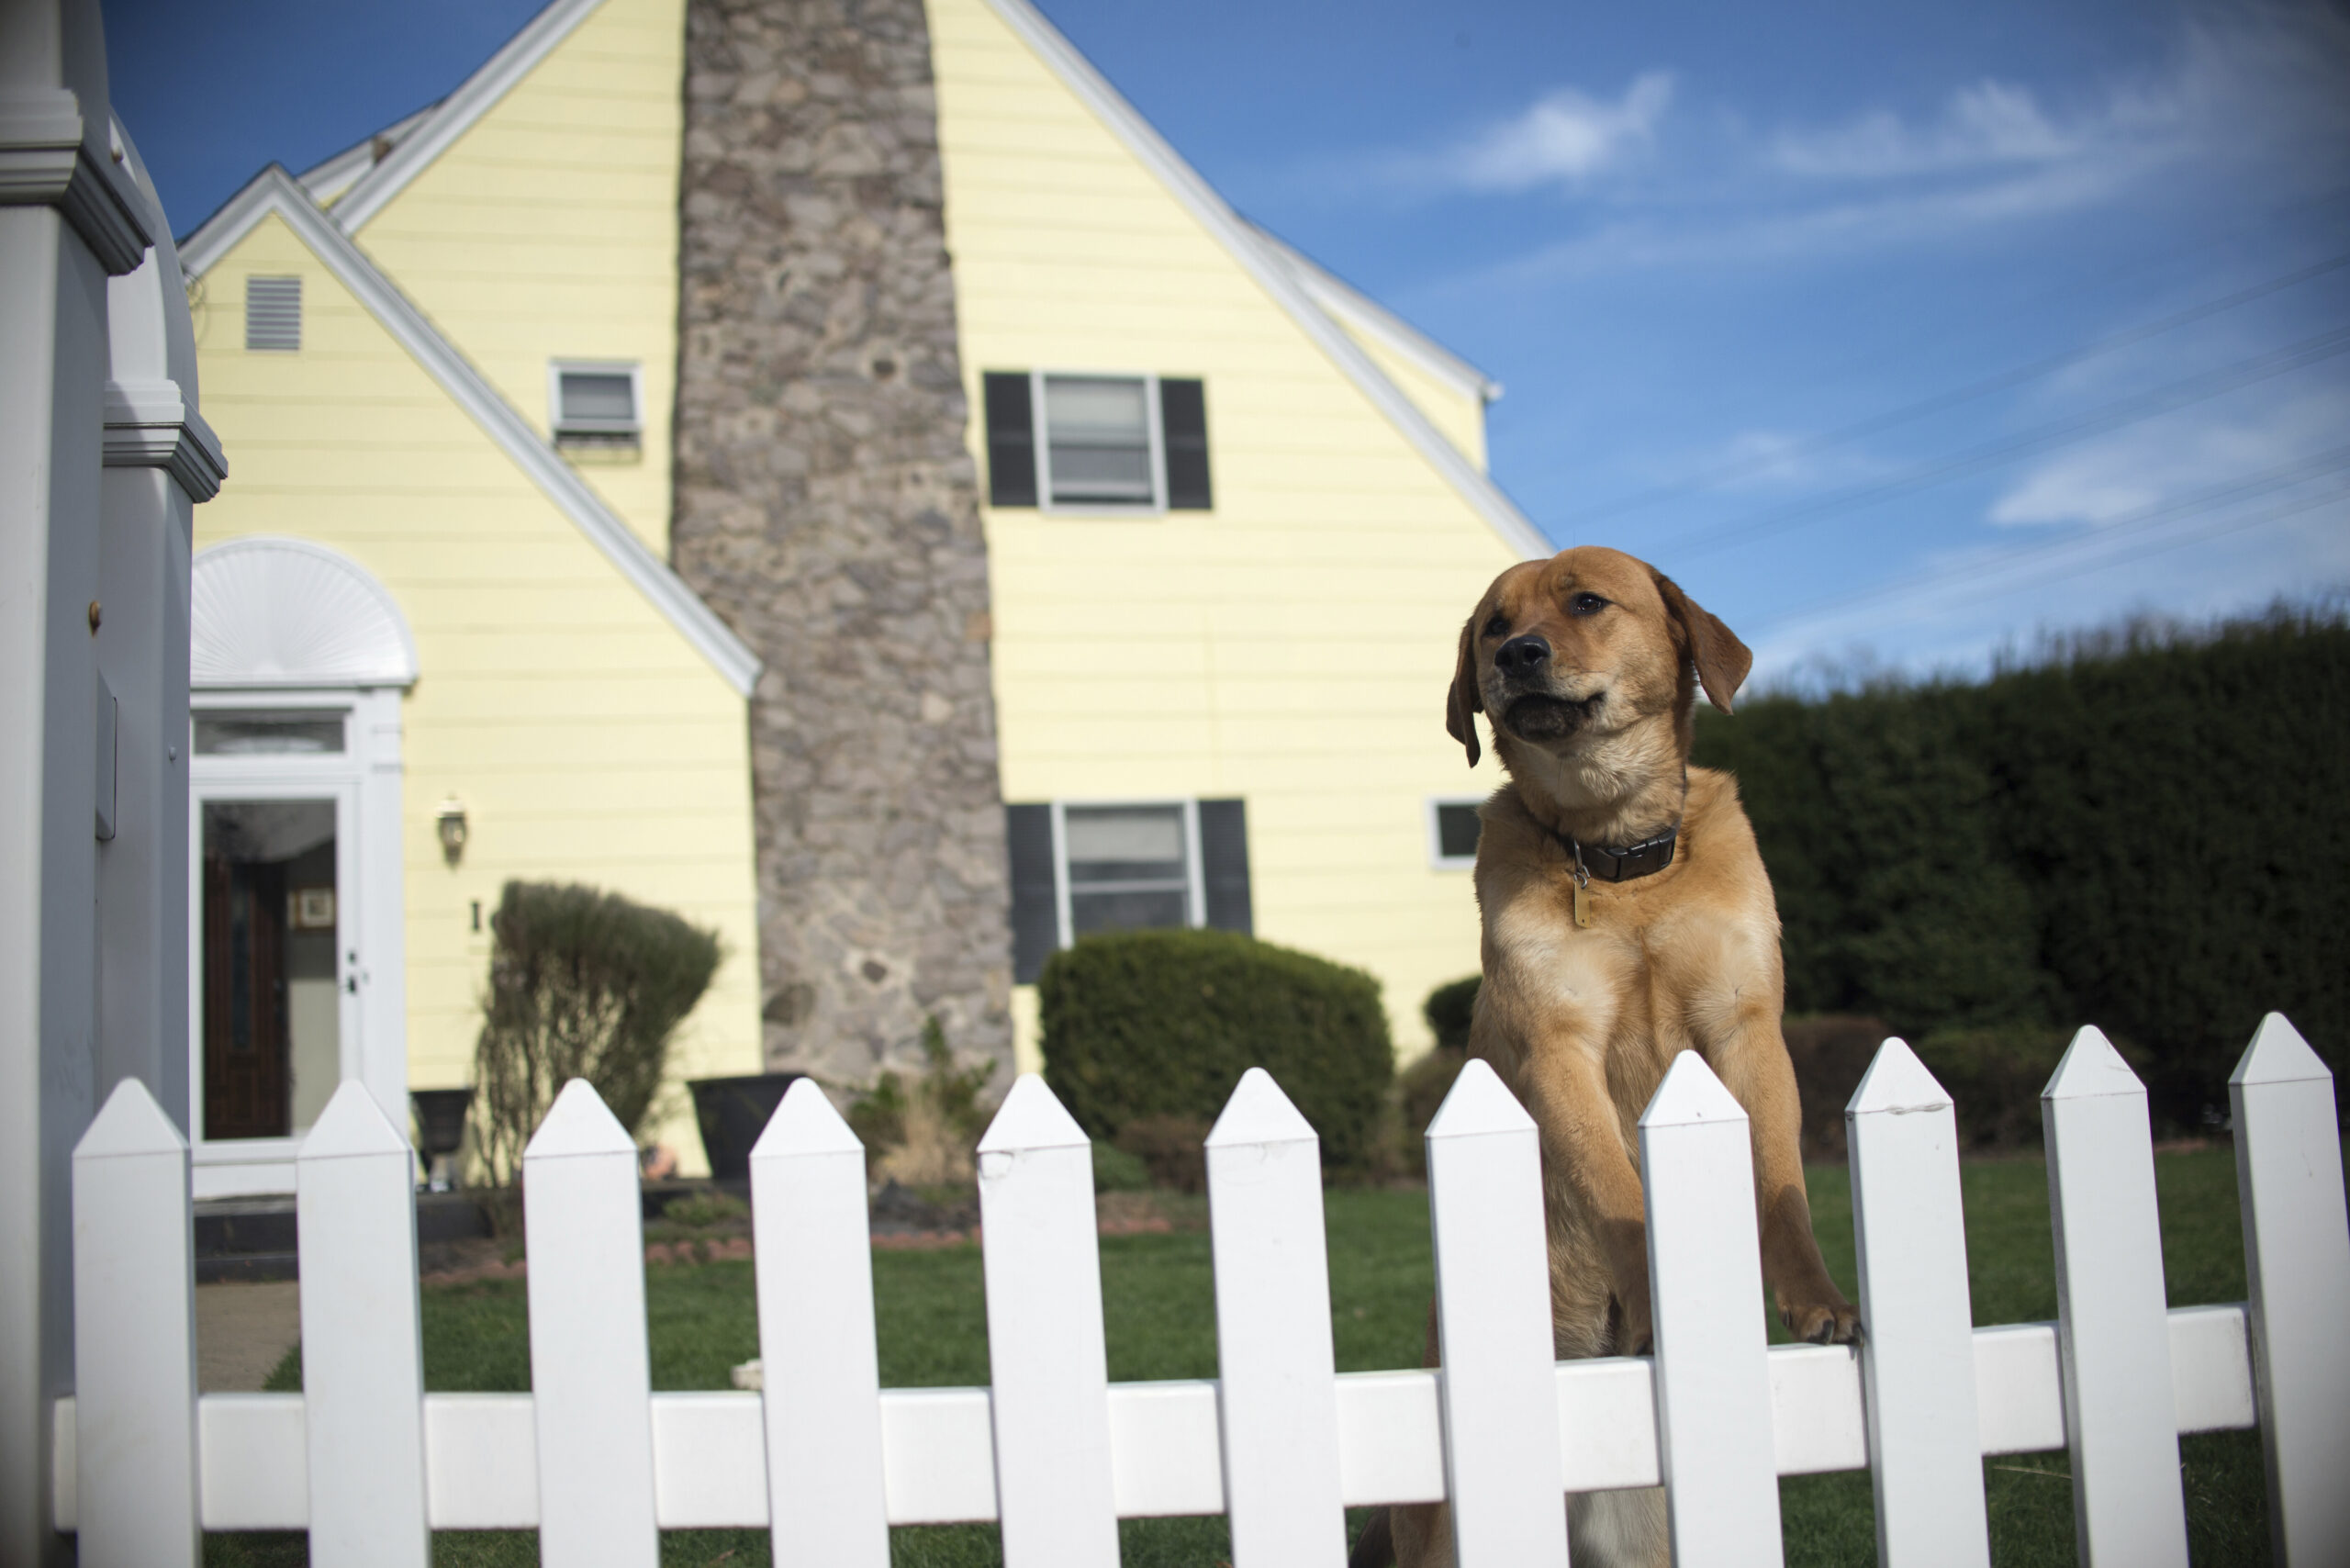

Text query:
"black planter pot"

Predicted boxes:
[[688, 1072, 807, 1182]]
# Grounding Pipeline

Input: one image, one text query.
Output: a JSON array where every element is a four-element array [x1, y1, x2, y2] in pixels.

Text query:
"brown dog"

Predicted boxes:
[[1377, 546, 1861, 1568]]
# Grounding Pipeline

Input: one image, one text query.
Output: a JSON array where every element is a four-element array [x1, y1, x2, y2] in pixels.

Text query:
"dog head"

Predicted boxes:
[[1446, 547, 1750, 769]]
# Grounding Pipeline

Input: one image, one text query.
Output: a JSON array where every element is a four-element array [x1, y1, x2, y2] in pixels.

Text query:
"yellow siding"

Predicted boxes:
[[1330, 319, 1489, 473], [193, 212, 762, 1172], [343, 0, 686, 555], [930, 0, 1523, 1060]]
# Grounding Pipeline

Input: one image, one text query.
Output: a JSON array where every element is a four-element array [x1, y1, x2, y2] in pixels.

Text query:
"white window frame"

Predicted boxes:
[[1033, 370, 1168, 516], [1049, 798, 1205, 948], [547, 359, 643, 444], [1427, 794, 1486, 870]]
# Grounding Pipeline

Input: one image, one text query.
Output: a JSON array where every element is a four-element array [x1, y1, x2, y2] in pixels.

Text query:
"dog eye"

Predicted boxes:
[[1569, 593, 1609, 617], [1483, 613, 1509, 637]]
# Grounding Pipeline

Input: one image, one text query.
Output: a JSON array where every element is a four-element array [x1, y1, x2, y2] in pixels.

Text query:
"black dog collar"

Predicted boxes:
[[1557, 824, 1679, 883]]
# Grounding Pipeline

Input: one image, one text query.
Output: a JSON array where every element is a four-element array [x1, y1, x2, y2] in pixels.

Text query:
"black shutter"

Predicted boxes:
[[1198, 798, 1251, 935], [984, 372, 1038, 508], [1006, 802, 1059, 982], [1160, 377, 1211, 510]]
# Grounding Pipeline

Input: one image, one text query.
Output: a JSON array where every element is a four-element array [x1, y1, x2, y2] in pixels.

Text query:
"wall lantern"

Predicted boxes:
[[436, 799, 468, 866]]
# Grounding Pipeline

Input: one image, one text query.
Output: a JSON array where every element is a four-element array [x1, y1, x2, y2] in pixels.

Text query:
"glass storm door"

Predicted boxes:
[[192, 704, 363, 1145], [198, 795, 352, 1139]]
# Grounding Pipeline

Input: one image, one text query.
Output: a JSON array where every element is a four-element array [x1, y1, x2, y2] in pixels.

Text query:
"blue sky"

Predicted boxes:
[[107, 0, 2350, 686]]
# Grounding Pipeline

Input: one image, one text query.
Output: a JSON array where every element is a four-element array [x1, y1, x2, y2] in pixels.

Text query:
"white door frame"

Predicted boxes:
[[186, 687, 406, 1197]]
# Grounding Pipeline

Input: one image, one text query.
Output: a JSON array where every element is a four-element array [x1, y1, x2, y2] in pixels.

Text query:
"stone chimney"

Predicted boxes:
[[672, 0, 1013, 1084]]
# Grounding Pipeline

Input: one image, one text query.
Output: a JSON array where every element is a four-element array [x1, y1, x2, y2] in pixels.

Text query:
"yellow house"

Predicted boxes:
[[924, 0, 1536, 1062], [177, 0, 1539, 1191]]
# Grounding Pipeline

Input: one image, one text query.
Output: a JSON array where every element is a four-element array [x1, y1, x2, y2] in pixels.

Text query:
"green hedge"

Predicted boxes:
[[1694, 606, 2349, 1126], [1038, 928, 1394, 1170]]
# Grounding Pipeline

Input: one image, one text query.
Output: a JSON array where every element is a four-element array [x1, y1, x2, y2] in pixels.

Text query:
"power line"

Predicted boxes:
[[1553, 246, 2350, 533], [1750, 444, 2350, 635], [1649, 322, 2350, 558], [1841, 485, 2349, 629]]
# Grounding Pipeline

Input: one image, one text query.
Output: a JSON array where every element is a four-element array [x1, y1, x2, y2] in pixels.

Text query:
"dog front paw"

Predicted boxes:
[[1781, 1298, 1863, 1346]]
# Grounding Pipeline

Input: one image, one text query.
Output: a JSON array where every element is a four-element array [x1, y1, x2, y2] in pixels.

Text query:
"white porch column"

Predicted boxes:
[[0, 0, 160, 1560], [96, 121, 223, 1135]]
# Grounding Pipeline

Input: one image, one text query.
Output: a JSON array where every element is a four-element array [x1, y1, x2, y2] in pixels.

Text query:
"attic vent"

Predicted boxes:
[[244, 276, 301, 352]]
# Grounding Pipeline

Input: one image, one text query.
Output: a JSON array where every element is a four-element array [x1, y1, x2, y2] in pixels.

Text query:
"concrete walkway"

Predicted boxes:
[[196, 1282, 300, 1392]]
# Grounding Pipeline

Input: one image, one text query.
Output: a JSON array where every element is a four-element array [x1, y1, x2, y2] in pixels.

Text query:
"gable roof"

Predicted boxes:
[[328, 0, 604, 232], [1252, 225, 1503, 408], [180, 0, 1547, 572], [977, 0, 1550, 562], [178, 166, 761, 698], [293, 104, 439, 207]]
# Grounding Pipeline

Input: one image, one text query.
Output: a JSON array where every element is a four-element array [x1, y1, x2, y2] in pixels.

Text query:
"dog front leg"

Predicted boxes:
[[1702, 1021, 1862, 1345], [1516, 1047, 1656, 1356]]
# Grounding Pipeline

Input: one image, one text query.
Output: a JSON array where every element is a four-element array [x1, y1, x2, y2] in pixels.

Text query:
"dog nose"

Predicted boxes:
[[1496, 634, 1551, 676]]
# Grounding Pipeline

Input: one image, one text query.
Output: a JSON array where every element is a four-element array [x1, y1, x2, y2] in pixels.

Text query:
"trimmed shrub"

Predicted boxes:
[[1395, 1047, 1467, 1178], [1039, 927, 1393, 1171], [1423, 975, 1481, 1053], [1393, 974, 1483, 1175], [1912, 1024, 2091, 1152], [1091, 1140, 1153, 1193], [1782, 1014, 1889, 1161], [473, 880, 722, 1185], [1115, 1114, 1211, 1193]]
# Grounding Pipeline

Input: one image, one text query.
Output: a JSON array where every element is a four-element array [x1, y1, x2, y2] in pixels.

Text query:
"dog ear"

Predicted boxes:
[[1446, 613, 1483, 767], [1653, 573, 1752, 714]]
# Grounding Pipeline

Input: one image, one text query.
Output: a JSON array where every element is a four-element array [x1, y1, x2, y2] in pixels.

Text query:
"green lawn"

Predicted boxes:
[[209, 1148, 2302, 1567]]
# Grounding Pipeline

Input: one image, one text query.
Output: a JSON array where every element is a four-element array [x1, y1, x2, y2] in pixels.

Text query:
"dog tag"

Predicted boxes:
[[1572, 878, 1592, 928]]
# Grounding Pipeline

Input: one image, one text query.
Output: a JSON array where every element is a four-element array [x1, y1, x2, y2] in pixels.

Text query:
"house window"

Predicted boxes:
[[244, 276, 301, 352], [1428, 796, 1483, 869], [983, 371, 1212, 513], [1005, 798, 1250, 981], [549, 361, 642, 452]]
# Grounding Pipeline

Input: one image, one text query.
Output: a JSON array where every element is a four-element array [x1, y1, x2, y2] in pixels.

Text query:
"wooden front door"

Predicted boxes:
[[200, 799, 336, 1140]]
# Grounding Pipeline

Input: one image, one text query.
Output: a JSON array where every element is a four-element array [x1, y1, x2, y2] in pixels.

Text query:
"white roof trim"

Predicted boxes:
[[329, 0, 605, 233], [295, 105, 439, 207], [174, 168, 760, 698], [1252, 225, 1502, 406], [976, 0, 1551, 563]]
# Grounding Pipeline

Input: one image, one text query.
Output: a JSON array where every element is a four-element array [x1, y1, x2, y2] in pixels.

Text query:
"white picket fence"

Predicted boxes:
[[55, 1014, 2350, 1568]]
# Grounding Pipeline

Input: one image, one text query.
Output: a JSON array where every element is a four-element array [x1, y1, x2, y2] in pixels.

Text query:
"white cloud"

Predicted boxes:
[[1744, 496, 2350, 688], [1701, 429, 1886, 491], [1768, 78, 2172, 182], [1397, 2, 2350, 284], [1989, 386, 2350, 527], [1431, 73, 1675, 192]]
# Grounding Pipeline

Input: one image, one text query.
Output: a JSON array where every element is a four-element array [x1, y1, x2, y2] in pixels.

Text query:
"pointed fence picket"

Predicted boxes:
[[1424, 1058, 1570, 1566], [296, 1081, 431, 1568], [975, 1074, 1119, 1566], [2229, 1014, 2350, 1565], [1845, 1039, 1989, 1568], [2043, 1027, 2190, 1567], [749, 1077, 890, 1568], [1640, 1050, 1783, 1564], [1203, 1067, 1346, 1567], [54, 1014, 2349, 1568], [523, 1079, 661, 1567], [71, 1079, 202, 1568]]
